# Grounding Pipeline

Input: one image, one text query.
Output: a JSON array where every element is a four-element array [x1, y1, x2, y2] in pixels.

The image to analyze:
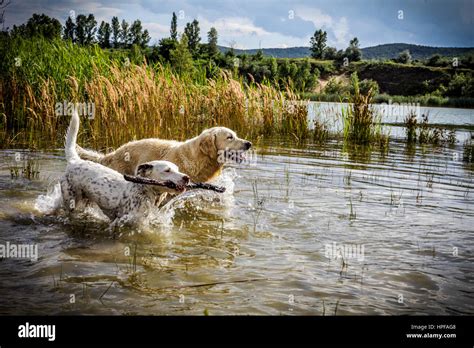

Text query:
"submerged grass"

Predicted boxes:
[[404, 112, 418, 143], [312, 119, 330, 143], [463, 138, 474, 164], [8, 153, 40, 179], [404, 111, 456, 145], [340, 73, 388, 146]]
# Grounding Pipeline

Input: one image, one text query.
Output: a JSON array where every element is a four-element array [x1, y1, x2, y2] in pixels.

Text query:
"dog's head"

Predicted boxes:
[[136, 160, 189, 193], [198, 127, 252, 163]]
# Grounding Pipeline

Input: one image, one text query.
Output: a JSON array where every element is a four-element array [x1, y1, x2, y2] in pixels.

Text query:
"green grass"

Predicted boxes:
[[404, 111, 418, 143], [0, 36, 308, 149], [1, 36, 469, 150], [311, 119, 330, 143], [404, 112, 456, 145], [8, 154, 40, 180], [463, 139, 474, 163], [340, 73, 387, 146]]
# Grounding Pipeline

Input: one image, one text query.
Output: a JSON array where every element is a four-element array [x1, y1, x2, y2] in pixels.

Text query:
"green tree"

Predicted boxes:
[[12, 13, 61, 39], [75, 14, 96, 45], [289, 62, 298, 78], [170, 12, 178, 41], [278, 59, 291, 84], [323, 46, 337, 60], [75, 14, 87, 44], [157, 37, 177, 62], [396, 49, 412, 64], [345, 37, 361, 62], [295, 58, 317, 91], [446, 73, 474, 97], [269, 57, 278, 80], [129, 44, 144, 64], [111, 16, 120, 48], [85, 14, 97, 45], [310, 29, 327, 59], [254, 49, 264, 61], [426, 54, 442, 67], [63, 16, 75, 41], [130, 20, 143, 46], [461, 54, 474, 69], [147, 45, 161, 63], [141, 29, 150, 48], [184, 19, 200, 56], [207, 27, 219, 57], [170, 34, 194, 75], [97, 21, 111, 48], [120, 19, 130, 47]]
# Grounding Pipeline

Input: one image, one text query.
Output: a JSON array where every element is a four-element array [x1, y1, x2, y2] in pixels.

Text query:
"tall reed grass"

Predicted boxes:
[[404, 111, 456, 145], [340, 73, 387, 146], [0, 37, 308, 149], [463, 138, 474, 164]]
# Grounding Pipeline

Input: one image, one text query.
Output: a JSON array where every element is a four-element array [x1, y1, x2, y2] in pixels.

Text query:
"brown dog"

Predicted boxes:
[[77, 127, 252, 182]]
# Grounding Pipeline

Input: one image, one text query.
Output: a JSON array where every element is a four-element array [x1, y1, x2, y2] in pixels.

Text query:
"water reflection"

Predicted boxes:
[[0, 133, 473, 315]]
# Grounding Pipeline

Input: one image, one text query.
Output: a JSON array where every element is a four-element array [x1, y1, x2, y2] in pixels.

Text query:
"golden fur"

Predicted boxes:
[[77, 127, 252, 182]]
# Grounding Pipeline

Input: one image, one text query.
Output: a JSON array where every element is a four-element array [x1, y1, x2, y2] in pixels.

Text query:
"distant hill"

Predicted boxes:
[[218, 45, 310, 58], [361, 43, 474, 60], [218, 43, 474, 60], [218, 46, 310, 58]]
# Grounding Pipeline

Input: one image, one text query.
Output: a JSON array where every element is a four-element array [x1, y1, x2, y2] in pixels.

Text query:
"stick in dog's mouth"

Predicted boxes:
[[123, 175, 226, 193]]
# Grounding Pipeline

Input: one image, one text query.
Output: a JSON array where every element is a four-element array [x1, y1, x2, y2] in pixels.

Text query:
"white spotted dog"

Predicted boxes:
[[60, 109, 190, 222]]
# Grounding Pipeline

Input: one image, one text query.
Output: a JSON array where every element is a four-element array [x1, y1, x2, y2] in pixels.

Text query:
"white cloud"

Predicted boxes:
[[143, 22, 170, 38], [71, 1, 123, 23], [198, 16, 271, 38], [332, 17, 349, 47], [295, 6, 350, 48], [295, 7, 333, 28], [195, 16, 310, 49]]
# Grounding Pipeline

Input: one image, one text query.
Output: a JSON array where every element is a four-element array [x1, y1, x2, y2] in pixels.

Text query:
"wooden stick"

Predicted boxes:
[[124, 174, 178, 189], [187, 182, 226, 193], [123, 175, 226, 193]]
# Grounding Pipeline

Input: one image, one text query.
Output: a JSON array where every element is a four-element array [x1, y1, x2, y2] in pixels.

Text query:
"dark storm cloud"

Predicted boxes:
[[2, 0, 472, 48]]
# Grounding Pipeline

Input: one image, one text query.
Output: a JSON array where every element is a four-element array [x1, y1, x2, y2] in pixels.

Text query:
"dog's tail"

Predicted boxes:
[[75, 145, 104, 162], [65, 108, 80, 162]]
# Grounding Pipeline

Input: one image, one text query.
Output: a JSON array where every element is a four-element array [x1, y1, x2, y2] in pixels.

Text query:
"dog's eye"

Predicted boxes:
[[165, 168, 171, 173], [227, 135, 234, 140]]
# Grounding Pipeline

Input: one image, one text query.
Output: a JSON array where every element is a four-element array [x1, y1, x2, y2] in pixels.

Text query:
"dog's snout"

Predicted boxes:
[[244, 141, 252, 150], [182, 175, 190, 184]]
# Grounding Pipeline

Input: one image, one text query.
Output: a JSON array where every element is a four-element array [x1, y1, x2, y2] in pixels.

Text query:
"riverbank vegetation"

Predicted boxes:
[[0, 34, 309, 148], [340, 73, 387, 146], [0, 12, 472, 154]]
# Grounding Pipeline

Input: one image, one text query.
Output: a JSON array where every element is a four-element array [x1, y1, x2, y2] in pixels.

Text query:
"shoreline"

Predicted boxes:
[[302, 93, 474, 109]]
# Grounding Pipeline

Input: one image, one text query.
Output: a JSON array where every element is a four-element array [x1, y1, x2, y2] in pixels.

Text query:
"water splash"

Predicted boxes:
[[33, 168, 237, 233], [34, 182, 62, 214], [143, 167, 238, 232]]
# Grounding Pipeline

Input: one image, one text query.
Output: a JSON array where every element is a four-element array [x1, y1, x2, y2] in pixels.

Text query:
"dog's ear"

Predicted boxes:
[[136, 163, 153, 177], [199, 130, 217, 159]]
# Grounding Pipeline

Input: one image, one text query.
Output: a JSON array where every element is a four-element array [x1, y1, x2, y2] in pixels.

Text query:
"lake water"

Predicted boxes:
[[309, 102, 474, 141], [0, 103, 473, 315]]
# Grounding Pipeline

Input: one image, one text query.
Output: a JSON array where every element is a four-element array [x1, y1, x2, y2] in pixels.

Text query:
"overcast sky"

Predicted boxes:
[[2, 0, 473, 49]]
